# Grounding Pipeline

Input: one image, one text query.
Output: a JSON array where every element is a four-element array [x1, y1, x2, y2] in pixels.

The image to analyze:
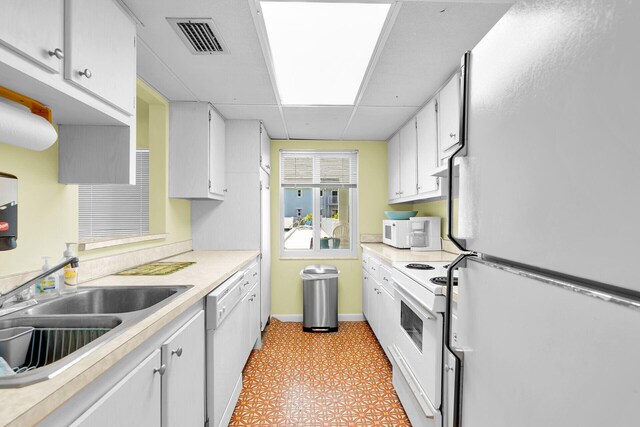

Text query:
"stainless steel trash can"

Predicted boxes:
[[300, 265, 339, 332]]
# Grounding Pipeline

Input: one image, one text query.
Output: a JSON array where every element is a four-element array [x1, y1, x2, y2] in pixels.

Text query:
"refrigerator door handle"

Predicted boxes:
[[447, 51, 471, 252], [443, 252, 475, 427]]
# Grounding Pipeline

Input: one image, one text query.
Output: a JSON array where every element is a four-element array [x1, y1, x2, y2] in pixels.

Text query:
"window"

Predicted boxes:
[[79, 150, 149, 238], [280, 150, 358, 258]]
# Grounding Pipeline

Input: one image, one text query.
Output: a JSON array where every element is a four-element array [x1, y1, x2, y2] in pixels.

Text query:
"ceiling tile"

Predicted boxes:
[[283, 107, 353, 140], [124, 0, 277, 105], [136, 39, 196, 101], [215, 104, 288, 139], [342, 106, 418, 141], [359, 2, 511, 107]]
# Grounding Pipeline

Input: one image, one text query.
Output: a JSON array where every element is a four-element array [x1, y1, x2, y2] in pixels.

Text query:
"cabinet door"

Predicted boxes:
[[161, 311, 206, 427], [260, 170, 271, 330], [438, 72, 461, 159], [249, 284, 261, 348], [416, 99, 440, 194], [0, 0, 64, 73], [362, 268, 370, 319], [64, 0, 136, 115], [369, 279, 381, 337], [387, 134, 400, 201], [260, 122, 271, 174], [209, 106, 226, 198], [399, 119, 418, 198], [71, 350, 162, 427], [379, 285, 395, 358], [241, 291, 253, 362]]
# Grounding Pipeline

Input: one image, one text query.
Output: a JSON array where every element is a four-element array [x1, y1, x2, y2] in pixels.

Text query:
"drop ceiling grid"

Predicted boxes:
[[127, 0, 512, 141], [124, 0, 278, 105], [359, 2, 513, 108]]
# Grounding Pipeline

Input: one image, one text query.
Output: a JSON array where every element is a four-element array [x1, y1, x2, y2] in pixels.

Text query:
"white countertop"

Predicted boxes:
[[0, 250, 259, 427], [361, 243, 458, 264]]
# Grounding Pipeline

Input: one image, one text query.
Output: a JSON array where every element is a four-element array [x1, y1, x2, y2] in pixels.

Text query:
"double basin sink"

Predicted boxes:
[[0, 285, 190, 388]]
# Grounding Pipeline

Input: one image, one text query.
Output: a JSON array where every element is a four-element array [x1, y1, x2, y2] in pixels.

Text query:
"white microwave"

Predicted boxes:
[[383, 220, 412, 249]]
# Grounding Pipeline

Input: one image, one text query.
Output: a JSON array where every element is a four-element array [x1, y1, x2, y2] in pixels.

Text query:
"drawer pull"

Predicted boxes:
[[154, 364, 166, 376], [171, 347, 183, 357], [78, 68, 92, 78], [48, 48, 63, 59]]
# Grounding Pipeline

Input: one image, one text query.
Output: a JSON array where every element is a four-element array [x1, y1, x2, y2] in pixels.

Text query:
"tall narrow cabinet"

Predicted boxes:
[[191, 120, 272, 331]]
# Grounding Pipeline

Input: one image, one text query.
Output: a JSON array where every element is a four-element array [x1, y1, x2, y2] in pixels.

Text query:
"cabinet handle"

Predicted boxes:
[[48, 48, 64, 60], [383, 277, 388, 282], [154, 364, 167, 376], [253, 272, 258, 277], [373, 287, 379, 291], [223, 189, 228, 193], [266, 164, 270, 170], [171, 347, 183, 357], [449, 132, 456, 138], [78, 68, 92, 79], [445, 365, 454, 372]]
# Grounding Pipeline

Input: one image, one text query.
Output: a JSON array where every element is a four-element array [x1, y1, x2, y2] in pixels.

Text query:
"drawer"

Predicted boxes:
[[380, 265, 394, 293], [369, 258, 382, 281], [245, 261, 260, 288]]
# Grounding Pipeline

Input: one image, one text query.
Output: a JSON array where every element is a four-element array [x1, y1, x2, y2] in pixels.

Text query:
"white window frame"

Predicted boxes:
[[279, 150, 358, 259]]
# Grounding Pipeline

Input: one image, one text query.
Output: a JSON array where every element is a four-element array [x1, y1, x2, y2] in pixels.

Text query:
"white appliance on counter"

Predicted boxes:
[[390, 262, 454, 427], [383, 219, 411, 248], [409, 217, 441, 252], [443, 2, 640, 426]]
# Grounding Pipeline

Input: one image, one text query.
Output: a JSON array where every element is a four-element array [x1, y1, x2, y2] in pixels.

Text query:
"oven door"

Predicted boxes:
[[394, 282, 443, 408]]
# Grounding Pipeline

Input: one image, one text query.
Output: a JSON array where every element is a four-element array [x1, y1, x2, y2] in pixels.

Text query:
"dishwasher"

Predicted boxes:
[[206, 270, 247, 427]]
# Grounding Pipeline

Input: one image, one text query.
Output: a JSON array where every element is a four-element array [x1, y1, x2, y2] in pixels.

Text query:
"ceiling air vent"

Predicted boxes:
[[167, 18, 228, 55]]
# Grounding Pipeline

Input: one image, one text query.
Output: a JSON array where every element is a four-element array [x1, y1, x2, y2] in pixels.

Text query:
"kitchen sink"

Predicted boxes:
[[23, 287, 184, 315], [0, 285, 191, 388]]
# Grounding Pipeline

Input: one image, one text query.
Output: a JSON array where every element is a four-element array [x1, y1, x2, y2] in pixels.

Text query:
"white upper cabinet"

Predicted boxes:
[[260, 121, 271, 174], [208, 106, 226, 198], [169, 102, 226, 200], [399, 119, 418, 198], [416, 99, 440, 195], [0, 0, 64, 74], [388, 133, 400, 201], [64, 0, 136, 115], [438, 71, 461, 161]]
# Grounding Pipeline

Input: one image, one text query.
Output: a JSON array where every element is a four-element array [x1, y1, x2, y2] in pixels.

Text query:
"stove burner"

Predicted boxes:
[[405, 263, 434, 270], [430, 276, 458, 286]]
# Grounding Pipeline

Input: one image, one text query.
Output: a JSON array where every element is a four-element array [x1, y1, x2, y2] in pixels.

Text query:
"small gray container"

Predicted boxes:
[[300, 265, 339, 332], [0, 326, 34, 368]]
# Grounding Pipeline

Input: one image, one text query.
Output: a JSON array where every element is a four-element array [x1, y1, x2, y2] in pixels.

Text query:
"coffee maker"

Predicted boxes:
[[0, 172, 17, 251], [409, 217, 441, 251]]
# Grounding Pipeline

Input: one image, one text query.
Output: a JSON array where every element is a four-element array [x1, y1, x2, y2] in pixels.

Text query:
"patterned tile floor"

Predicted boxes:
[[228, 319, 411, 427]]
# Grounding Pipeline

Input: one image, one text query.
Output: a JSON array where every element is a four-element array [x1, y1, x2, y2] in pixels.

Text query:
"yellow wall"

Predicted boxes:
[[0, 80, 190, 276], [270, 139, 412, 315]]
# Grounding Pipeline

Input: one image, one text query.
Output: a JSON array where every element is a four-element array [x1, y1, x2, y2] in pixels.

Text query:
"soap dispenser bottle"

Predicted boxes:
[[35, 256, 58, 299], [60, 243, 78, 293]]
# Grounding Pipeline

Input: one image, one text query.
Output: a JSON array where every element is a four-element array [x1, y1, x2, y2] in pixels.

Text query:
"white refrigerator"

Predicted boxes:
[[445, 1, 640, 426]]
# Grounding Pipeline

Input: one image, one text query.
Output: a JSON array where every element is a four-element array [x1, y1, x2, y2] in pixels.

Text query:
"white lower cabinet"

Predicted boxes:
[[71, 349, 162, 427], [64, 310, 205, 427], [362, 251, 396, 357], [161, 311, 206, 427]]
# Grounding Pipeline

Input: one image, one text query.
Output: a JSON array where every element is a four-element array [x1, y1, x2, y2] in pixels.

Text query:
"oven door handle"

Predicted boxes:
[[392, 278, 437, 319]]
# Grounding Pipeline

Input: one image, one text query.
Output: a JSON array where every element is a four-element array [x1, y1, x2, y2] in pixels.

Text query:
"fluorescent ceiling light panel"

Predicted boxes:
[[260, 1, 390, 105]]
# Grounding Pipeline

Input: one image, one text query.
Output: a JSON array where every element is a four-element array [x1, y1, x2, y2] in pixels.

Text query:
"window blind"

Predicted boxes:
[[79, 150, 149, 238], [281, 151, 357, 188]]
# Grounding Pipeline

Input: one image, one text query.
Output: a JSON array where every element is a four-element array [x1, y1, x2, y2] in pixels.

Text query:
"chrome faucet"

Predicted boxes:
[[0, 257, 79, 308]]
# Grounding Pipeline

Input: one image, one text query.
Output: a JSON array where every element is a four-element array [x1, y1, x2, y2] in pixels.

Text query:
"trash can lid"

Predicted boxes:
[[302, 264, 339, 275]]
